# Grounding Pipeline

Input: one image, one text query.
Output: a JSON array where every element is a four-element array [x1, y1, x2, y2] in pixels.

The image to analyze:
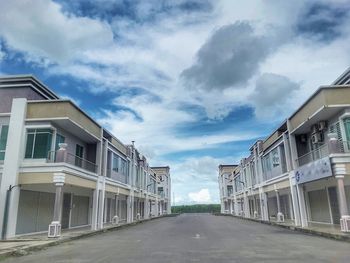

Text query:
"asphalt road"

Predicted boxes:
[[3, 214, 350, 263]]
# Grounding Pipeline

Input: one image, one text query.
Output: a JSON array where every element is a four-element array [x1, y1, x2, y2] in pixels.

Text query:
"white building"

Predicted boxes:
[[220, 68, 350, 232], [0, 75, 171, 239]]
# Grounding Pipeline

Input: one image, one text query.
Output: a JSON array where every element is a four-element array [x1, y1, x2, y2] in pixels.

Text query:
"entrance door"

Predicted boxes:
[[328, 187, 340, 224], [62, 193, 72, 229]]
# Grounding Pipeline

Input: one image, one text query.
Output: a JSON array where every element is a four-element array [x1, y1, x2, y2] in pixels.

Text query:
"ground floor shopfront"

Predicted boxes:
[[230, 173, 350, 232], [2, 171, 164, 238]]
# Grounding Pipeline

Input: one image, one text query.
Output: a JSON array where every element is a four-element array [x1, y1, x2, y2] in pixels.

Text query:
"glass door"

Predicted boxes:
[[75, 144, 84, 168]]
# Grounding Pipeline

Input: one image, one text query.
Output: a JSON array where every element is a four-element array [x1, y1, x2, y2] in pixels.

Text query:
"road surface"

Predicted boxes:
[[3, 214, 350, 263]]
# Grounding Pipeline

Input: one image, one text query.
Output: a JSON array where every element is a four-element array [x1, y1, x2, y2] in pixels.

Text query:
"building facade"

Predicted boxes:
[[151, 166, 171, 215], [219, 68, 350, 232], [0, 75, 171, 239]]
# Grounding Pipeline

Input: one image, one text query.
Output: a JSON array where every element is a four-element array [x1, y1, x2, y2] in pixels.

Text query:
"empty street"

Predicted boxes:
[[3, 214, 350, 263]]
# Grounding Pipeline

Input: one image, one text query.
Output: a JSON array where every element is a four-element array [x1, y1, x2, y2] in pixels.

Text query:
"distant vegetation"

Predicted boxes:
[[171, 204, 220, 214]]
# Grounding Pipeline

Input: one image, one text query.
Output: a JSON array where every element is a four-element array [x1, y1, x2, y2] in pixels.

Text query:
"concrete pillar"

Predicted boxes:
[[297, 185, 308, 227], [91, 189, 99, 230], [289, 176, 301, 226], [334, 165, 350, 232], [328, 133, 341, 154], [243, 192, 249, 218], [0, 98, 27, 239], [48, 173, 65, 238], [275, 190, 284, 222], [144, 195, 149, 219], [260, 191, 269, 221]]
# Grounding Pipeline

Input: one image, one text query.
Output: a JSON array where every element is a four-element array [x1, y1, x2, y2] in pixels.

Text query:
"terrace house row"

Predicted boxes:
[[219, 68, 350, 232], [0, 75, 171, 239]]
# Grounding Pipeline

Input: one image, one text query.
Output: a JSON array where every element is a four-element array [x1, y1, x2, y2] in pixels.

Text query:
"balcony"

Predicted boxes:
[[296, 139, 350, 167], [47, 150, 98, 173], [106, 168, 128, 184]]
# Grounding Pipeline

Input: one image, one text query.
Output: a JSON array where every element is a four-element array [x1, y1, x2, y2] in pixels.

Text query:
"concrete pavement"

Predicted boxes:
[[2, 214, 350, 263]]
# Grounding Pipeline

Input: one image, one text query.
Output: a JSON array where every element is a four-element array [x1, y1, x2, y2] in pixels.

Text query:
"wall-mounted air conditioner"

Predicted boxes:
[[311, 124, 318, 134], [318, 121, 327, 131], [311, 132, 324, 144]]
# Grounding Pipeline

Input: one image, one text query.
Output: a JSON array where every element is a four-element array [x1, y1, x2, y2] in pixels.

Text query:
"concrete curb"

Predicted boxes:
[[0, 214, 179, 261], [214, 213, 350, 243]]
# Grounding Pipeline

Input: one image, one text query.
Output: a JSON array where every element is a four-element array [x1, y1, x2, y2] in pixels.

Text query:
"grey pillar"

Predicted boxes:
[[336, 175, 349, 217], [276, 190, 284, 222], [48, 173, 65, 238], [53, 186, 63, 222]]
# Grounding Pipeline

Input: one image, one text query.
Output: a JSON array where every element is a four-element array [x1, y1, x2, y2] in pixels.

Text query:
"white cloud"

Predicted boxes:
[[0, 43, 5, 61], [60, 94, 82, 106], [188, 189, 211, 203], [0, 0, 113, 63], [1, 0, 350, 207]]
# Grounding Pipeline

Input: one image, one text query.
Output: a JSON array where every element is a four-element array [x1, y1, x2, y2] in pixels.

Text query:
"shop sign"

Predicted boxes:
[[295, 157, 332, 184]]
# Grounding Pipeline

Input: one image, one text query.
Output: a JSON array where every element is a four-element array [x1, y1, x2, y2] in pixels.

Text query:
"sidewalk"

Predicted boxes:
[[0, 215, 177, 260], [216, 213, 350, 242]]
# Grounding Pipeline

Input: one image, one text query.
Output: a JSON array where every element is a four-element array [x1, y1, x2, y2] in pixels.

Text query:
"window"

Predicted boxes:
[[25, 129, 53, 159], [55, 134, 65, 150], [271, 148, 280, 167], [344, 118, 350, 141], [112, 154, 119, 172], [75, 144, 84, 167], [0, 125, 9, 160]]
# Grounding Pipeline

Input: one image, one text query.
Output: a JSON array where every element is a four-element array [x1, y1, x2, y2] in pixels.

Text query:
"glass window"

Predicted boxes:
[[0, 125, 9, 160], [344, 118, 350, 141], [75, 144, 84, 167], [25, 129, 53, 159], [55, 134, 65, 150], [271, 148, 280, 167], [112, 154, 119, 172]]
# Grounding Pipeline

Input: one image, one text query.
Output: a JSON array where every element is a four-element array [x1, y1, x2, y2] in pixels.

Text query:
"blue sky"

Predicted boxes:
[[1, 0, 350, 204]]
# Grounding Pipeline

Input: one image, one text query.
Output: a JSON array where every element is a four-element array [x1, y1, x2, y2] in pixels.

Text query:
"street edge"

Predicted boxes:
[[213, 213, 350, 243], [0, 214, 180, 261]]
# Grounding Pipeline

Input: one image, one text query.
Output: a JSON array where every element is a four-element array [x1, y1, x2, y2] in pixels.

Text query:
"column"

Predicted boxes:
[[144, 194, 149, 219], [334, 163, 350, 232], [275, 190, 284, 222], [113, 194, 119, 224], [91, 188, 99, 230], [97, 177, 106, 229], [297, 185, 308, 227], [48, 173, 65, 238], [0, 98, 27, 239], [229, 200, 233, 214]]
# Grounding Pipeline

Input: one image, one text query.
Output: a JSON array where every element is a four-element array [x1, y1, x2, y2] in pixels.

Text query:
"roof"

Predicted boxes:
[[0, 74, 59, 99]]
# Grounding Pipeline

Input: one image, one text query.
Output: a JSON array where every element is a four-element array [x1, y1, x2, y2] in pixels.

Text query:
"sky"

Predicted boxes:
[[0, 0, 350, 205]]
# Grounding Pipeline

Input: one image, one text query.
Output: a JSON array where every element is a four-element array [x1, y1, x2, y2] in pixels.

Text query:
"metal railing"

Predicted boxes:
[[296, 140, 350, 167], [47, 151, 98, 173], [106, 168, 128, 184]]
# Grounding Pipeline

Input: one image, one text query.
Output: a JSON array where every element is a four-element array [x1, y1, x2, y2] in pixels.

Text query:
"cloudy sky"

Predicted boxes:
[[1, 0, 350, 204]]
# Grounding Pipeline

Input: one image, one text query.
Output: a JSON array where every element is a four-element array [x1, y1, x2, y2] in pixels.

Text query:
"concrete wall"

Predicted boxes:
[[0, 88, 44, 113], [26, 101, 101, 139]]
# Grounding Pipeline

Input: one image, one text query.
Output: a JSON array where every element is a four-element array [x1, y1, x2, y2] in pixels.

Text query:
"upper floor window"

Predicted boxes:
[[0, 125, 9, 161], [55, 134, 65, 150], [25, 129, 53, 159], [344, 118, 350, 141]]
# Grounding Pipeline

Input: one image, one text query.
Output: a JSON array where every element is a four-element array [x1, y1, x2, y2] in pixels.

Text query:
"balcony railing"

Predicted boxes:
[[296, 140, 350, 167], [106, 168, 128, 184], [47, 150, 98, 173]]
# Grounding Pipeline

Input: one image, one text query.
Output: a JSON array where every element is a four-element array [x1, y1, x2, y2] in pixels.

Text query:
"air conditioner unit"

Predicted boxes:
[[311, 133, 324, 144], [318, 121, 327, 131], [311, 124, 318, 134]]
